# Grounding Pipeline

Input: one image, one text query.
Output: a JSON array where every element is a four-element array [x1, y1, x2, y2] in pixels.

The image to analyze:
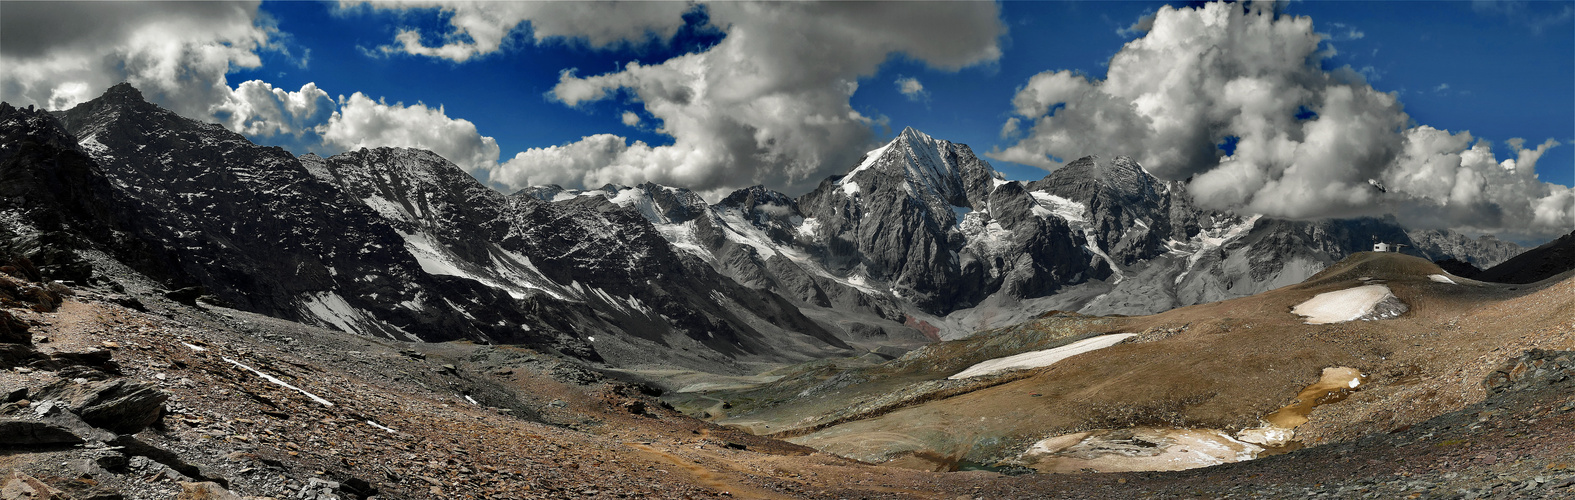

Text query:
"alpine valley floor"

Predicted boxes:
[[3, 251, 1574, 499]]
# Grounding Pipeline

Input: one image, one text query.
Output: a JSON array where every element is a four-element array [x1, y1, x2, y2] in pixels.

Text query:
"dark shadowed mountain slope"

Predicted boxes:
[[1476, 230, 1575, 284], [41, 84, 564, 347], [0, 84, 857, 374], [0, 101, 145, 283]]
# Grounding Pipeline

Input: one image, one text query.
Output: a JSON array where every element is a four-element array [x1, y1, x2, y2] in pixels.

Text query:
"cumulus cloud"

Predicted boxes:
[[0, 1, 278, 117], [621, 111, 641, 127], [0, 0, 525, 183], [213, 80, 335, 139], [351, 1, 696, 62], [895, 76, 929, 102], [493, 2, 1005, 196], [990, 2, 1572, 240], [317, 93, 501, 173], [494, 134, 661, 189]]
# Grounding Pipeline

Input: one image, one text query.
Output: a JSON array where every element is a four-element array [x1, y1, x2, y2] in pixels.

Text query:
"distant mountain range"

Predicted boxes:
[[0, 84, 1529, 372]]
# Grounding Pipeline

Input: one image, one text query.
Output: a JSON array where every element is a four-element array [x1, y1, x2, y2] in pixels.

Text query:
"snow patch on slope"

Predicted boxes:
[[1030, 192, 1088, 223], [1291, 285, 1396, 324], [399, 230, 567, 301], [1173, 215, 1261, 285], [949, 333, 1137, 379], [299, 292, 375, 337]]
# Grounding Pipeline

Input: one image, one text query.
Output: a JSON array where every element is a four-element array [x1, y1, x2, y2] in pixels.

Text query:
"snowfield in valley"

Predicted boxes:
[[949, 333, 1137, 379]]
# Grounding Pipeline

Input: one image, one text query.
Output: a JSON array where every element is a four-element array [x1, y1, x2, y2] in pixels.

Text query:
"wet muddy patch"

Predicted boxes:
[[1013, 367, 1367, 473]]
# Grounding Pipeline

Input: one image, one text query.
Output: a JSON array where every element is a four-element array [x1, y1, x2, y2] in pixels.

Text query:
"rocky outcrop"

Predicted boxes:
[[0, 410, 116, 447], [1484, 349, 1575, 394], [32, 378, 168, 434], [0, 418, 87, 446]]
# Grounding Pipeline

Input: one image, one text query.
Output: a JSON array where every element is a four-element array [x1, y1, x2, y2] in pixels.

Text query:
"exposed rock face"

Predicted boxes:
[[794, 127, 1020, 313], [0, 309, 28, 345], [33, 378, 169, 434], [1406, 229, 1523, 269], [0, 102, 130, 284], [1029, 155, 1186, 266], [0, 418, 86, 446], [0, 412, 115, 446]]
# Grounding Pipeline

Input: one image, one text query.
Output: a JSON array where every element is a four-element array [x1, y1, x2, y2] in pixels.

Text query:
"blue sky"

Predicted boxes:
[[230, 1, 1573, 188], [2, 1, 1570, 241]]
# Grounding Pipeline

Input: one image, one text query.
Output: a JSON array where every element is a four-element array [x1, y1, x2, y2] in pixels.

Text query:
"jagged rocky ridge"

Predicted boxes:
[[545, 127, 1519, 338], [1, 85, 858, 376], [0, 85, 1521, 369]]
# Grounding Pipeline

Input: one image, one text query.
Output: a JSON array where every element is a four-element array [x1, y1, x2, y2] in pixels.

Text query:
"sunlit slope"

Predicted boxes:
[[715, 252, 1573, 471]]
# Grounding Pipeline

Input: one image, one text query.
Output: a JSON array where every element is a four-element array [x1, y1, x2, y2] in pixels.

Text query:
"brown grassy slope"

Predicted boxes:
[[789, 252, 1575, 467]]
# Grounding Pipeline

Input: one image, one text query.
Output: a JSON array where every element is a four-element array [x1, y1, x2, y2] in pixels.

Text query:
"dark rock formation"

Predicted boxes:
[[33, 378, 168, 434]]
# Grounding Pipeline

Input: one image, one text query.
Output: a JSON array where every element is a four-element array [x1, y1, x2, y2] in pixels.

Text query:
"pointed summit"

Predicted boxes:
[[103, 82, 144, 101], [1038, 155, 1161, 204], [54, 82, 167, 139], [896, 126, 933, 144]]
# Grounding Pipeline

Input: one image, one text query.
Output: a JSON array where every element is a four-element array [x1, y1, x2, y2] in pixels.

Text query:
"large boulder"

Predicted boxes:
[[0, 411, 114, 446], [0, 419, 83, 446], [32, 379, 168, 434]]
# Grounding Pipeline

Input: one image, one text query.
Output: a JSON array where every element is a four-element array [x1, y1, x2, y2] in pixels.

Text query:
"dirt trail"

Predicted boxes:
[[625, 443, 796, 500]]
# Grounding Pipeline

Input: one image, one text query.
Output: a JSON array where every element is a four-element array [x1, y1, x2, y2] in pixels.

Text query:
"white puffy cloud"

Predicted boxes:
[[213, 80, 335, 139], [317, 93, 501, 173], [495, 134, 661, 189], [991, 2, 1573, 240], [351, 1, 696, 62], [621, 111, 641, 127], [896, 76, 929, 102], [0, 1, 517, 182], [492, 2, 1004, 196], [0, 1, 277, 118]]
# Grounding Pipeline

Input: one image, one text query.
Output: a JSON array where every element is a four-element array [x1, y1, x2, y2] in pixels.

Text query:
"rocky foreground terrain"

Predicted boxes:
[[3, 250, 1574, 499]]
